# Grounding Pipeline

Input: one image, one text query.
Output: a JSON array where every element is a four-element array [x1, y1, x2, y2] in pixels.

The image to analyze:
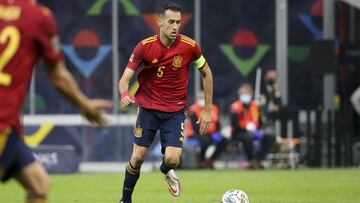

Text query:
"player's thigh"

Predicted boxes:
[[159, 110, 186, 150], [14, 162, 50, 194], [0, 127, 35, 183], [133, 108, 160, 148]]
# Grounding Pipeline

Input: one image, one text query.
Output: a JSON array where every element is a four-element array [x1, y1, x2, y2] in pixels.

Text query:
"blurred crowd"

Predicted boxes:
[[183, 69, 285, 170]]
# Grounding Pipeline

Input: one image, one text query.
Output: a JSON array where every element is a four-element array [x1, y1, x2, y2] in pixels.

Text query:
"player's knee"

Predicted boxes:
[[164, 156, 180, 168], [28, 173, 50, 196], [130, 155, 144, 168]]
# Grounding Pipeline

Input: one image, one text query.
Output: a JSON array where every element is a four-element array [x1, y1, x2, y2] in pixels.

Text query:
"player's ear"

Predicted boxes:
[[157, 17, 162, 27]]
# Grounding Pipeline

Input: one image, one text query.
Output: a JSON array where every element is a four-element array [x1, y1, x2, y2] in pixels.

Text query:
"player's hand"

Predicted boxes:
[[82, 99, 113, 126], [120, 91, 135, 108], [196, 109, 212, 135]]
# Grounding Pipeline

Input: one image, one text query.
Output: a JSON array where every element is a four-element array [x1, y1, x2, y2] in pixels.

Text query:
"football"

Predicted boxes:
[[221, 189, 249, 203]]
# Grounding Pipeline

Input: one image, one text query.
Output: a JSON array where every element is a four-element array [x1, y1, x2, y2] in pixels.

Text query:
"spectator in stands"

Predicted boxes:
[[185, 91, 227, 169], [262, 68, 282, 118], [262, 68, 300, 141], [230, 84, 275, 169]]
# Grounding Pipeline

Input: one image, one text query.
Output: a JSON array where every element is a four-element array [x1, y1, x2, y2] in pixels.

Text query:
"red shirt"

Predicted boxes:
[[0, 0, 63, 134], [185, 103, 219, 137], [230, 100, 261, 130], [126, 34, 202, 112]]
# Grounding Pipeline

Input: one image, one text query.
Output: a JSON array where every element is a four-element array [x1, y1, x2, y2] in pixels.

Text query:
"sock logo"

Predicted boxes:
[[219, 29, 270, 77]]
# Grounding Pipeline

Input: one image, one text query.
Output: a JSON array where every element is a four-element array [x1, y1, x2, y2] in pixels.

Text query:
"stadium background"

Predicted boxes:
[[21, 0, 360, 171]]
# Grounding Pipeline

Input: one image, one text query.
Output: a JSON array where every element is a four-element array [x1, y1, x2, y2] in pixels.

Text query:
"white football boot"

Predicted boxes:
[[164, 169, 181, 197]]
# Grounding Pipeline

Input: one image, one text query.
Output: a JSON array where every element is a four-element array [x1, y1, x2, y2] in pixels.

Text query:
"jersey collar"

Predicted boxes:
[[157, 34, 180, 49]]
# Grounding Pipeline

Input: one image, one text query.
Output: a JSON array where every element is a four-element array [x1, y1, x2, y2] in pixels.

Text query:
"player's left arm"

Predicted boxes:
[[196, 61, 213, 135]]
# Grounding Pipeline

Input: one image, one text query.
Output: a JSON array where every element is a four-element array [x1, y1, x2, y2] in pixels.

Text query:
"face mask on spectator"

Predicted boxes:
[[197, 99, 205, 107], [240, 94, 251, 104], [266, 79, 275, 85]]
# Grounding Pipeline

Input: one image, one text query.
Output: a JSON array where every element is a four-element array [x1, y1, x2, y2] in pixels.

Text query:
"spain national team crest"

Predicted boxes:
[[172, 55, 183, 70], [134, 127, 143, 138]]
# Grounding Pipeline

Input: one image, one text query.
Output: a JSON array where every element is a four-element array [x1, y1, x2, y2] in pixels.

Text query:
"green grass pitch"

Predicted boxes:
[[1, 169, 360, 202]]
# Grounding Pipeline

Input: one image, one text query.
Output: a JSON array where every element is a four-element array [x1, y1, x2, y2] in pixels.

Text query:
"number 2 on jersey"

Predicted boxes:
[[0, 26, 21, 86]]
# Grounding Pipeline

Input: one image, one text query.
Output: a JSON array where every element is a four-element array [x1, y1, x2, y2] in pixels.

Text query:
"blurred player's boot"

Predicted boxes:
[[198, 159, 215, 169], [164, 169, 181, 197]]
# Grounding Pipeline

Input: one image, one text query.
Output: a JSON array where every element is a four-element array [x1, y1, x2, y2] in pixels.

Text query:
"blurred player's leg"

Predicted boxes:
[[120, 144, 147, 203], [0, 169, 4, 180], [160, 146, 182, 197], [14, 162, 49, 203]]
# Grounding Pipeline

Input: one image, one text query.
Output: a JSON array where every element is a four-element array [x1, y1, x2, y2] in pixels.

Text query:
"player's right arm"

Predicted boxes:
[[118, 42, 143, 108], [119, 68, 135, 108], [45, 61, 112, 126], [38, 7, 112, 126]]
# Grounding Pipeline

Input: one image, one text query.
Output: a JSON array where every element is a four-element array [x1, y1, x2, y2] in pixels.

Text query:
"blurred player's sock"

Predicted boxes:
[[120, 162, 140, 203], [160, 159, 172, 174]]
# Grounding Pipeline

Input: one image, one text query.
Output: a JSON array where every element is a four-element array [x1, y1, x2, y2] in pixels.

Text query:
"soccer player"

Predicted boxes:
[[0, 0, 112, 202], [118, 2, 213, 202]]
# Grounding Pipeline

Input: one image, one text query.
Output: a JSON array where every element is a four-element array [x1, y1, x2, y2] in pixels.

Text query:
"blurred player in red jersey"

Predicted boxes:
[[0, 0, 112, 202], [118, 2, 213, 202]]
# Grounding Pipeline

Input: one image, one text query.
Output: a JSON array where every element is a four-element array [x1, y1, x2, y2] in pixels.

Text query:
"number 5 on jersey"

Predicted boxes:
[[0, 26, 21, 86], [157, 66, 165, 77]]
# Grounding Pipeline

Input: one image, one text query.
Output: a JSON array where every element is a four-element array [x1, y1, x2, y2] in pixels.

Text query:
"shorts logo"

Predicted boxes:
[[134, 127, 143, 138], [172, 55, 182, 70]]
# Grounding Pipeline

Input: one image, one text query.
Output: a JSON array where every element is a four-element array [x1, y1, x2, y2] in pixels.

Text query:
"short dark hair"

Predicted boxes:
[[159, 2, 181, 16]]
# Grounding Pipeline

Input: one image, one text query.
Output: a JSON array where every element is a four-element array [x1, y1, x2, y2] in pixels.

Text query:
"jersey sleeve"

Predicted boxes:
[[126, 42, 144, 71], [35, 9, 63, 64], [192, 43, 206, 69]]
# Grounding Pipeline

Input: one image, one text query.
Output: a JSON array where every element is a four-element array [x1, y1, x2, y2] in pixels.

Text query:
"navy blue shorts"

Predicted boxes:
[[133, 107, 186, 153], [0, 128, 36, 182]]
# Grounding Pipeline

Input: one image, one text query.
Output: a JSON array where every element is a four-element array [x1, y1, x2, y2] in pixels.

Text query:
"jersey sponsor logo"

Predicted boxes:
[[0, 5, 21, 21], [134, 127, 143, 138], [172, 55, 182, 70]]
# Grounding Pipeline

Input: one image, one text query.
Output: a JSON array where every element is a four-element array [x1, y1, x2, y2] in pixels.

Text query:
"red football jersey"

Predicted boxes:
[[127, 34, 204, 112], [0, 0, 63, 134]]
